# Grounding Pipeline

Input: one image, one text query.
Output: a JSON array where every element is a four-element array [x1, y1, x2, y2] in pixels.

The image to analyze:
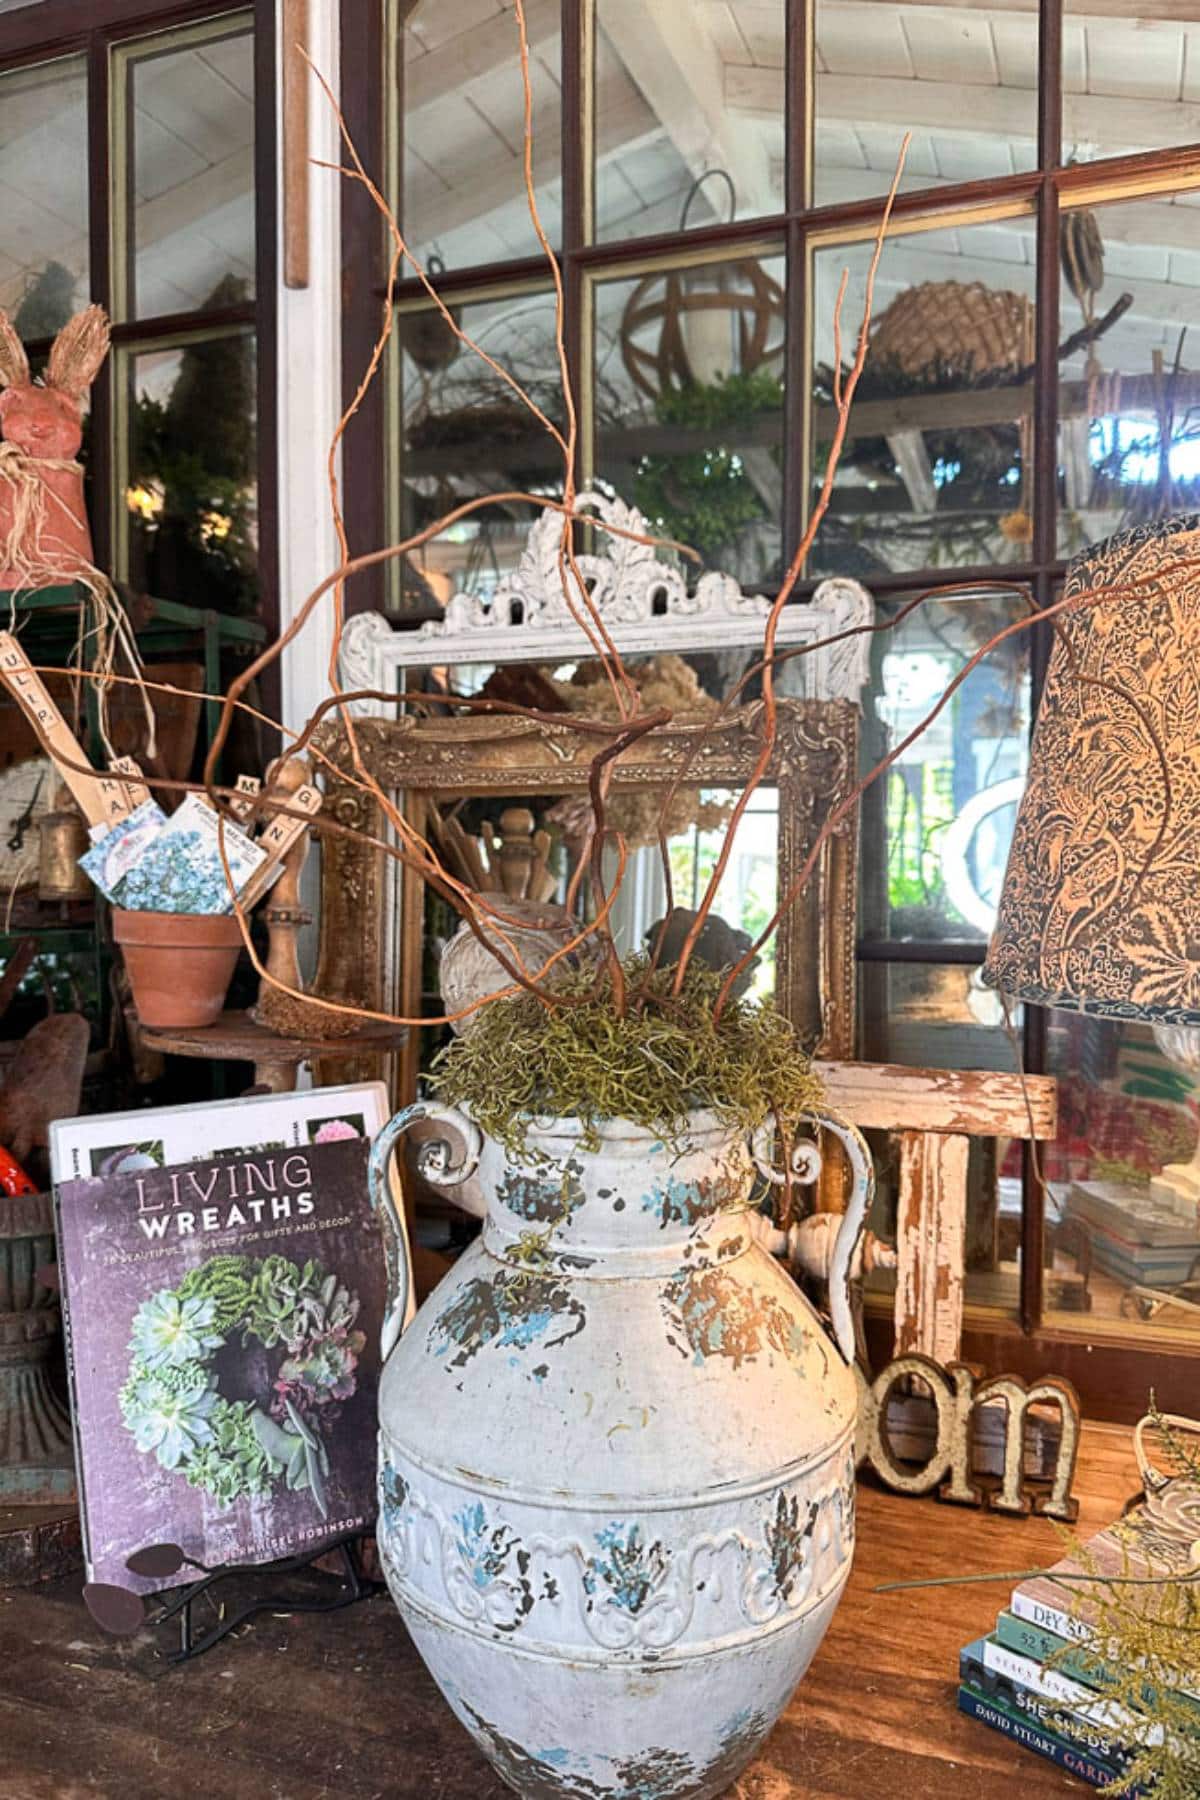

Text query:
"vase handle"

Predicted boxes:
[[751, 1107, 873, 1368], [367, 1102, 483, 1363]]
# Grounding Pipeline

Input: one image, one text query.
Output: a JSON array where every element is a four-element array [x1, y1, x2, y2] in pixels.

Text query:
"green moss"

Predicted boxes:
[[430, 957, 823, 1159]]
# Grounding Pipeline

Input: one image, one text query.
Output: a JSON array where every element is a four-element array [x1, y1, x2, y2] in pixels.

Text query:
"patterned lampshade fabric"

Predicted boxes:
[[983, 514, 1200, 1022]]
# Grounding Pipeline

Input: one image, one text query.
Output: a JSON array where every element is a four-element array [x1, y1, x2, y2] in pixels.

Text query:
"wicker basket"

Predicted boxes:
[[870, 280, 1034, 381]]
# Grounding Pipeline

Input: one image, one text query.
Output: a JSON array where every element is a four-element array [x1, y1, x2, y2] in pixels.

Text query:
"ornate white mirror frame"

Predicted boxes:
[[339, 490, 875, 703]]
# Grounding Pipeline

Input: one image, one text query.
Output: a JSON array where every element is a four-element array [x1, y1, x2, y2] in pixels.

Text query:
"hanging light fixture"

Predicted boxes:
[[982, 514, 1200, 1024], [618, 171, 784, 402]]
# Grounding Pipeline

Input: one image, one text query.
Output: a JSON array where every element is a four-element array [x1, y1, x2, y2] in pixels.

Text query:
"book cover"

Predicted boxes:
[[995, 1606, 1200, 1723], [49, 1081, 393, 1184], [957, 1683, 1145, 1793], [55, 1135, 385, 1593], [981, 1632, 1160, 1743], [960, 1638, 1136, 1768], [1012, 1494, 1200, 1703]]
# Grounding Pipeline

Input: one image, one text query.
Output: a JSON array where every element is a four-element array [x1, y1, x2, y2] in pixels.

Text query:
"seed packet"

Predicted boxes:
[[111, 792, 268, 914], [78, 799, 169, 902]]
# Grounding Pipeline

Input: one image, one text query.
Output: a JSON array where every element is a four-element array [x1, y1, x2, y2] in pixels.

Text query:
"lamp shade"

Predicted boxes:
[[983, 514, 1200, 1023]]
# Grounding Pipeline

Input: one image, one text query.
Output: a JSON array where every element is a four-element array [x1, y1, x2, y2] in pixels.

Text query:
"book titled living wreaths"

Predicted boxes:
[[56, 1135, 386, 1592]]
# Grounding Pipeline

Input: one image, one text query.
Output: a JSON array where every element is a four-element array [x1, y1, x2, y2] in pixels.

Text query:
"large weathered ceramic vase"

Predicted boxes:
[[368, 1100, 872, 1800]]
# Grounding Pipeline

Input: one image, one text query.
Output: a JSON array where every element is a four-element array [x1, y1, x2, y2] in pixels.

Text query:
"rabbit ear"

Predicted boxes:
[[0, 312, 29, 390], [46, 304, 110, 398]]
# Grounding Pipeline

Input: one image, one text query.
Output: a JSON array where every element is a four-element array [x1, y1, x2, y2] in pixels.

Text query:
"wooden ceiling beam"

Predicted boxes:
[[602, 0, 774, 216], [731, 64, 1200, 155], [405, 88, 662, 244], [404, 0, 562, 115], [821, 0, 1200, 16]]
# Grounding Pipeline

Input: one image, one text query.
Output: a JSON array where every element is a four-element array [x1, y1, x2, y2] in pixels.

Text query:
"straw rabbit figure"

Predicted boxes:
[[0, 304, 110, 588]]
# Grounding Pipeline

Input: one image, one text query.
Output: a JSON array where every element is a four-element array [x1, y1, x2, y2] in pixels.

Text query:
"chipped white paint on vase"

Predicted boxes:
[[367, 1103, 872, 1800]]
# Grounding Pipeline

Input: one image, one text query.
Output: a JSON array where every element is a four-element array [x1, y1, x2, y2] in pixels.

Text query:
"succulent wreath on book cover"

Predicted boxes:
[[117, 1252, 366, 1518]]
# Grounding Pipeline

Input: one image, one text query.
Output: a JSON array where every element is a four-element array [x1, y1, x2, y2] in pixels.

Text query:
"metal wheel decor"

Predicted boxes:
[[618, 170, 783, 402], [619, 259, 785, 402]]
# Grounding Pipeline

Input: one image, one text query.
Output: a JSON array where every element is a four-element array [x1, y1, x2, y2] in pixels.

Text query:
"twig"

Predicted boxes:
[[669, 133, 911, 1001]]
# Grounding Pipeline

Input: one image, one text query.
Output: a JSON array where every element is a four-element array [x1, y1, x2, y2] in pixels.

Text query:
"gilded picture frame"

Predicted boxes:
[[312, 698, 859, 1102]]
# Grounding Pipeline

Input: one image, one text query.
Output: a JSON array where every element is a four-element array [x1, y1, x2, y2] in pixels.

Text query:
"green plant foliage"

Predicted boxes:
[[130, 274, 258, 616], [177, 1254, 256, 1333], [1052, 1407, 1200, 1797], [182, 1397, 279, 1506], [430, 956, 824, 1160], [1049, 1555, 1200, 1797], [120, 1254, 365, 1516], [632, 370, 782, 559]]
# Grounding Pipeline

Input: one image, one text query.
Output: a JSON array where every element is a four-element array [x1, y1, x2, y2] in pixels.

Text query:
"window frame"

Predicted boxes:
[[346, 0, 1200, 1419], [0, 0, 279, 638]]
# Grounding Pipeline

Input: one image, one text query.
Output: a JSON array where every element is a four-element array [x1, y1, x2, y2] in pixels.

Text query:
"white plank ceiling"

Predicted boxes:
[[0, 30, 254, 326], [0, 2, 1195, 460]]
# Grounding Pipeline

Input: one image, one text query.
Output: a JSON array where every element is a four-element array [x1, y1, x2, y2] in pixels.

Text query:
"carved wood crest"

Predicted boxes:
[[338, 489, 874, 701]]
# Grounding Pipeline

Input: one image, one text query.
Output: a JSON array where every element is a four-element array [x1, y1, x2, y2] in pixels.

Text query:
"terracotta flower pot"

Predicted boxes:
[[113, 909, 243, 1029]]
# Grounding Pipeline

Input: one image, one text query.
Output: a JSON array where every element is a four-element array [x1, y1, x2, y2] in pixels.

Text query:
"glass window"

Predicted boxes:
[[400, 0, 562, 272], [860, 587, 1031, 943], [395, 286, 564, 610], [593, 250, 785, 586], [121, 330, 258, 618], [1044, 1012, 1200, 1339], [814, 1, 1038, 206], [859, 960, 1021, 1069], [1058, 191, 1200, 555], [593, 0, 785, 241], [0, 56, 89, 335], [1064, 8, 1200, 163], [119, 19, 256, 321], [811, 215, 1037, 578]]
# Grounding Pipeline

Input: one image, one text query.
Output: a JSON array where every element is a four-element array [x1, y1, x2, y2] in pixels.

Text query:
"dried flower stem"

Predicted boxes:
[[668, 133, 911, 1000]]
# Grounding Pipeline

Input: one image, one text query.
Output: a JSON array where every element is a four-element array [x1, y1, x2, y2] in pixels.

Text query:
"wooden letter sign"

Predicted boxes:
[[855, 1353, 1082, 1522]]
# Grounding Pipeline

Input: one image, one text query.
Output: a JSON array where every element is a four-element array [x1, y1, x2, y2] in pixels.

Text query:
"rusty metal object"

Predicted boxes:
[[0, 1012, 89, 1171], [0, 1190, 74, 1505], [36, 786, 90, 902]]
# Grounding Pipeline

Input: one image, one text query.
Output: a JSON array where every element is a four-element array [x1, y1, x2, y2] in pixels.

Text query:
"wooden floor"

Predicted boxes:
[[0, 1423, 1140, 1800]]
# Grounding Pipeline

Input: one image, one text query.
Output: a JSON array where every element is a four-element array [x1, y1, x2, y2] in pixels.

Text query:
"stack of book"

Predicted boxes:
[[1065, 1179, 1200, 1289], [957, 1496, 1199, 1791]]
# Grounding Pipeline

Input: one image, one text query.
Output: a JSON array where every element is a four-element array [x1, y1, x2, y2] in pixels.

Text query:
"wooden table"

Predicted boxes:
[[0, 1423, 1141, 1799], [139, 1008, 407, 1092]]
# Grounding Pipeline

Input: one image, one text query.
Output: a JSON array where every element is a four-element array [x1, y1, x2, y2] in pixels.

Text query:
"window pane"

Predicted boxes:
[[593, 251, 785, 586], [396, 289, 564, 610], [811, 216, 1036, 578], [1064, 9, 1200, 163], [400, 0, 562, 273], [0, 56, 89, 332], [859, 588, 1031, 943], [593, 1, 785, 242], [859, 960, 1021, 1069], [1044, 1012, 1200, 1339], [1058, 192, 1200, 555], [815, 2, 1037, 206], [124, 23, 256, 320], [123, 331, 259, 618]]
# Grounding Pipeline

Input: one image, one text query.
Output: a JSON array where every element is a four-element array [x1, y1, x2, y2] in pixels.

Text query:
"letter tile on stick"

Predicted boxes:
[[0, 633, 131, 830]]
